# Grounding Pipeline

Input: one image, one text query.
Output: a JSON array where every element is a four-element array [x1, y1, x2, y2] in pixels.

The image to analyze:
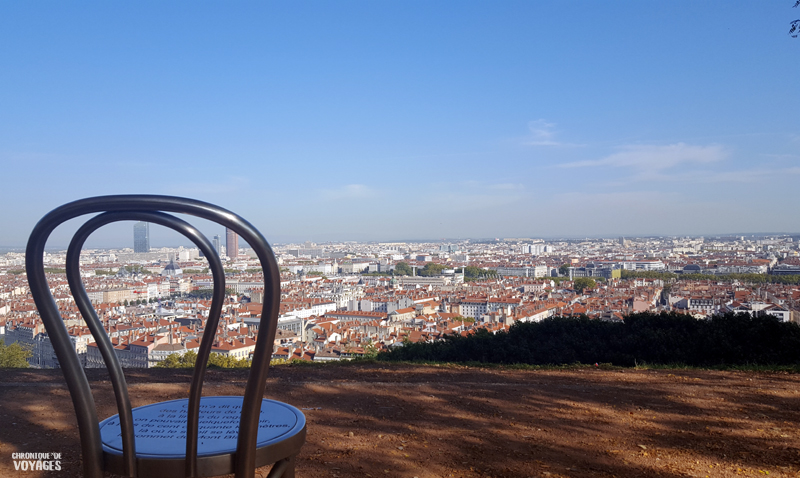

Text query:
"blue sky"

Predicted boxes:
[[1, 1, 798, 248]]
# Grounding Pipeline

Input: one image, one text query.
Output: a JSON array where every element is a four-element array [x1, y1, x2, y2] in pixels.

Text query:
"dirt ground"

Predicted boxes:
[[0, 363, 799, 478]]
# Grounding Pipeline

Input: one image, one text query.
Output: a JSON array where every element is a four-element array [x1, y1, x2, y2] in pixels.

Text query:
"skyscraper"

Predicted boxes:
[[133, 222, 150, 253], [226, 227, 239, 259], [212, 235, 221, 255]]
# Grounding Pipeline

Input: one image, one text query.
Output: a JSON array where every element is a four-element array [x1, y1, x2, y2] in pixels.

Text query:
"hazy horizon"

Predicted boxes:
[[2, 231, 798, 254]]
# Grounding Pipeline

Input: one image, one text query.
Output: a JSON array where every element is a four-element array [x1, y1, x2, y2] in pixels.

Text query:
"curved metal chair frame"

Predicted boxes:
[[25, 195, 304, 478]]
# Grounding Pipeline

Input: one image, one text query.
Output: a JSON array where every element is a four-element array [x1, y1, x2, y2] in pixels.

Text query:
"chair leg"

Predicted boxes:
[[266, 456, 296, 478], [283, 455, 296, 478]]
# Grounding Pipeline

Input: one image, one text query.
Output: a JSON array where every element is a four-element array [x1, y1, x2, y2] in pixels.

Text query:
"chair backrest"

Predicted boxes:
[[25, 196, 282, 478]]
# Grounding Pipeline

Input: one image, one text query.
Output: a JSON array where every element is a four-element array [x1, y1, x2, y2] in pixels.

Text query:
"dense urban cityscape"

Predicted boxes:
[[2, 224, 800, 369]]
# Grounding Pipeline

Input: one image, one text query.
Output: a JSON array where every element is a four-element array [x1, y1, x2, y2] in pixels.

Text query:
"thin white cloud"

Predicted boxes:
[[561, 143, 727, 171], [114, 160, 158, 169], [704, 169, 773, 183], [460, 181, 524, 190], [633, 168, 768, 184], [759, 153, 800, 160], [487, 183, 524, 191], [172, 176, 250, 195], [319, 184, 375, 200], [521, 119, 583, 147], [525, 119, 559, 146]]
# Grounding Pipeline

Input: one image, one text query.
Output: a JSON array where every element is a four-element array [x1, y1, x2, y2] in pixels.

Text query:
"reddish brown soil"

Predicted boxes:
[[1, 364, 799, 477]]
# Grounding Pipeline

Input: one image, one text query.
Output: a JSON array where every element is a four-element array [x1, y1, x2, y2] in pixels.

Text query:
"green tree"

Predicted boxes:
[[0, 340, 31, 368], [362, 339, 379, 358], [207, 353, 251, 368], [573, 277, 596, 293], [155, 351, 252, 369], [394, 262, 413, 276], [418, 263, 446, 277], [122, 264, 149, 275], [156, 350, 197, 368], [462, 266, 497, 281], [558, 264, 571, 276], [462, 266, 480, 279], [188, 288, 214, 299]]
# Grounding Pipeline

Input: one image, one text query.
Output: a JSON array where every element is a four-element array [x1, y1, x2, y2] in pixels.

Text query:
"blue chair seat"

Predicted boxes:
[[99, 396, 306, 477]]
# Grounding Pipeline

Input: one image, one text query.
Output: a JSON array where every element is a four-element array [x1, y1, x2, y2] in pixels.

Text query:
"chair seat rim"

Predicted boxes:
[[99, 396, 306, 459], [101, 428, 307, 478]]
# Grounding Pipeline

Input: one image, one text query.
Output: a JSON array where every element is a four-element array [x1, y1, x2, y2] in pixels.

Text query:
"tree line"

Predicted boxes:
[[377, 312, 800, 367], [391, 262, 499, 281], [620, 269, 800, 285], [155, 350, 251, 368]]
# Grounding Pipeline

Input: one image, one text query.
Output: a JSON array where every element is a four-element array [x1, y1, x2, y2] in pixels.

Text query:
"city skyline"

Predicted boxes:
[[1, 2, 798, 247], [4, 230, 798, 254], [6, 228, 800, 252]]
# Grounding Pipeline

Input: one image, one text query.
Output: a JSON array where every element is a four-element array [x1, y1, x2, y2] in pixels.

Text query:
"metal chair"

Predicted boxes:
[[25, 195, 306, 478]]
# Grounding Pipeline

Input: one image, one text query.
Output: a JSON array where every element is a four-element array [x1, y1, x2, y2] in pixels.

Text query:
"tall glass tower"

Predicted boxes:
[[133, 222, 150, 253], [212, 235, 221, 255]]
